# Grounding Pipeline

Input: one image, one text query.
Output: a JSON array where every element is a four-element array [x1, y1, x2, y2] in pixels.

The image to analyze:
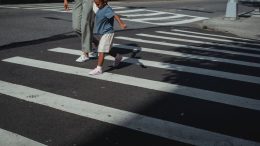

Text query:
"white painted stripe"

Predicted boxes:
[[49, 48, 260, 84], [23, 7, 62, 11], [58, 10, 72, 13], [111, 44, 260, 67], [137, 33, 260, 52], [130, 15, 185, 21], [115, 36, 260, 58], [13, 3, 61, 7], [49, 47, 260, 84], [123, 12, 168, 17], [0, 128, 46, 146], [0, 80, 259, 146], [110, 6, 126, 10], [0, 6, 20, 9], [3, 57, 260, 111], [43, 8, 64, 11], [115, 9, 145, 14], [23, 7, 43, 10], [157, 31, 260, 47], [0, 4, 62, 8], [121, 9, 207, 18], [123, 17, 207, 25], [253, 15, 260, 18], [11, 6, 63, 9], [114, 8, 207, 25], [0, 5, 68, 12], [172, 29, 260, 43]]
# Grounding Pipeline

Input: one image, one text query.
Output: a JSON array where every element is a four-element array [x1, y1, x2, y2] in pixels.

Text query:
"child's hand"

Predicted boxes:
[[120, 23, 127, 29]]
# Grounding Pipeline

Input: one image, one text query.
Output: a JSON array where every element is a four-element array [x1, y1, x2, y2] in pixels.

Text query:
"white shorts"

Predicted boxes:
[[94, 33, 114, 53]]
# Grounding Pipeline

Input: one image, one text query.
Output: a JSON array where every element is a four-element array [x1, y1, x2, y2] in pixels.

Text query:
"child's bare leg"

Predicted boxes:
[[97, 52, 105, 67]]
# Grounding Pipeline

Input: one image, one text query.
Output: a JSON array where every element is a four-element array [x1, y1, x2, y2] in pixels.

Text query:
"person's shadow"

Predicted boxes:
[[104, 43, 147, 73]]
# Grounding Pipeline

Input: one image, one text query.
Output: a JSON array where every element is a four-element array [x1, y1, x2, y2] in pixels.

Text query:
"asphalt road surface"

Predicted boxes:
[[0, 1, 260, 146]]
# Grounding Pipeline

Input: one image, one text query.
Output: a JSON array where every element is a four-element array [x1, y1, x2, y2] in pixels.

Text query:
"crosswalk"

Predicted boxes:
[[0, 3, 208, 25], [0, 129, 46, 146], [1, 27, 260, 145]]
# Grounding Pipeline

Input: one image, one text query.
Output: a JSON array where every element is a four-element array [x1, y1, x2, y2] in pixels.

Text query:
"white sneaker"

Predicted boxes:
[[76, 55, 89, 62], [89, 67, 102, 75], [89, 52, 98, 58], [113, 54, 122, 67]]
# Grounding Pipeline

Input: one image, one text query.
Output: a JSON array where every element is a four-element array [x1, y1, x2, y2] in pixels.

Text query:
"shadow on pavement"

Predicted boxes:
[[0, 32, 76, 51]]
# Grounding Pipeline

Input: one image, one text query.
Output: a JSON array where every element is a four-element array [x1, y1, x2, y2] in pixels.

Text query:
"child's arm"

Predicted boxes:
[[114, 15, 127, 29]]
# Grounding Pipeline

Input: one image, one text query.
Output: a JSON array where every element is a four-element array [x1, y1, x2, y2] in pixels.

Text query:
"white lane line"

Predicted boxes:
[[115, 36, 260, 58], [157, 31, 260, 47], [137, 33, 260, 52], [115, 8, 208, 25], [10, 6, 63, 9], [130, 15, 185, 21], [0, 5, 207, 25], [0, 4, 63, 9], [0, 80, 259, 146], [41, 8, 65, 12], [3, 56, 260, 111], [110, 6, 126, 10], [115, 9, 145, 14], [49, 47, 260, 84], [113, 44, 260, 68], [23, 7, 63, 11], [22, 6, 62, 9], [11, 3, 62, 7], [172, 29, 260, 43], [123, 17, 207, 25], [0, 5, 67, 12], [0, 6, 20, 9], [119, 8, 207, 18], [0, 128, 46, 146], [123, 12, 168, 17]]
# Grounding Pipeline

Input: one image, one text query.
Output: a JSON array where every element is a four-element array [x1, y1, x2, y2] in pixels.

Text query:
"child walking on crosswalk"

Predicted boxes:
[[89, 0, 127, 75]]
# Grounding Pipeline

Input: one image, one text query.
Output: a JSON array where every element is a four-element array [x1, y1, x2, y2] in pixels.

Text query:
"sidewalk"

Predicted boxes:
[[199, 10, 260, 41]]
